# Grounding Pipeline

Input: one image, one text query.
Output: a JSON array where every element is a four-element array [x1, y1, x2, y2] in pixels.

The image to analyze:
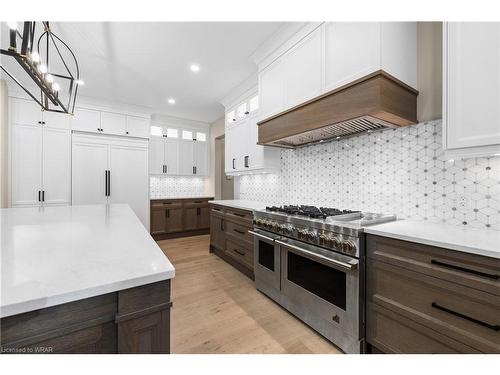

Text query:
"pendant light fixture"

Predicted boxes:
[[0, 21, 81, 114]]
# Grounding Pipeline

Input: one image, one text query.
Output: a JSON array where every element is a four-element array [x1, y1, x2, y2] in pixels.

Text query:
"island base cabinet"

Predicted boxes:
[[0, 280, 171, 354]]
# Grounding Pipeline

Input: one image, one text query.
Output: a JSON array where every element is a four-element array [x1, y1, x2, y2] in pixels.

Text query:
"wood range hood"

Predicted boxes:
[[257, 70, 419, 148]]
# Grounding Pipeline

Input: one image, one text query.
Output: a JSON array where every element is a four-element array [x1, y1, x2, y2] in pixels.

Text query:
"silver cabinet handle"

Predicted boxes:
[[276, 240, 357, 271]]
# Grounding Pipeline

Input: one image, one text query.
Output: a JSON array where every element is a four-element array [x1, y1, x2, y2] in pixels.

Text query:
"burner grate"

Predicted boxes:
[[265, 205, 361, 219]]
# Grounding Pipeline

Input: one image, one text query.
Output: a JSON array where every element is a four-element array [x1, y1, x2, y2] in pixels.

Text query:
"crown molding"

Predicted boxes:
[[219, 74, 258, 110], [151, 114, 210, 130]]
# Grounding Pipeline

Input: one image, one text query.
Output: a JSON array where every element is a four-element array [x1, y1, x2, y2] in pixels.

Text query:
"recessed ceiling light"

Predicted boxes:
[[167, 98, 176, 104], [190, 64, 200, 72]]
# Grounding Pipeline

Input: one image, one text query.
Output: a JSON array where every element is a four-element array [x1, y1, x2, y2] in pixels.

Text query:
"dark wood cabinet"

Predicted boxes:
[[366, 235, 500, 354], [0, 280, 172, 354], [209, 204, 254, 279], [165, 206, 184, 233], [150, 198, 213, 240]]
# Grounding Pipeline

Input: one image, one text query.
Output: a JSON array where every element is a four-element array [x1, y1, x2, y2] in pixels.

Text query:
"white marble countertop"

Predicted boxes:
[[365, 220, 500, 259], [0, 204, 175, 318], [209, 199, 268, 212], [151, 196, 214, 200]]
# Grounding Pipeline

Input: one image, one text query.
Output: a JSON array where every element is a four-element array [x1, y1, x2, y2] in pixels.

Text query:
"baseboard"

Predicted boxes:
[[153, 228, 209, 240]]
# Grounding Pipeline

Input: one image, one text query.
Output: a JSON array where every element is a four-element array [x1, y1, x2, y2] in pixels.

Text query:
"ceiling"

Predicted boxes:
[[1, 22, 285, 122]]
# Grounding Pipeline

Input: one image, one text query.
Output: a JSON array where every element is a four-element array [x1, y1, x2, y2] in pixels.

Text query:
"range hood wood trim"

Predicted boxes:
[[257, 70, 418, 147]]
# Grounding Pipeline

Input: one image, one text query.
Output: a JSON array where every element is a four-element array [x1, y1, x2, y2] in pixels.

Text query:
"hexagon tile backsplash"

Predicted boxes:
[[237, 120, 500, 230], [150, 176, 207, 199]]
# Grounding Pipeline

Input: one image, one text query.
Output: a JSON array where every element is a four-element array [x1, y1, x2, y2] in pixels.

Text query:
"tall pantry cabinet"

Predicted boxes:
[[72, 133, 150, 229], [10, 98, 71, 207]]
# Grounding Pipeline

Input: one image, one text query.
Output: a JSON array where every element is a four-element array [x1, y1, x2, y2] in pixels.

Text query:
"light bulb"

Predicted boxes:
[[7, 22, 17, 30], [190, 64, 200, 72], [46, 74, 54, 83], [75, 79, 84, 86], [30, 51, 40, 63], [167, 98, 175, 104], [38, 64, 47, 74], [52, 82, 60, 91]]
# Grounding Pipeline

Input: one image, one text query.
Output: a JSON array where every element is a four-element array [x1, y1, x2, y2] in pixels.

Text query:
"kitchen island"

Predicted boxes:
[[0, 204, 175, 354]]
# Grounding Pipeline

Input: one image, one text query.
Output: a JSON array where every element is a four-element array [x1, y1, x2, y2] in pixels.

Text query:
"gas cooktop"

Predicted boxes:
[[265, 205, 361, 219]]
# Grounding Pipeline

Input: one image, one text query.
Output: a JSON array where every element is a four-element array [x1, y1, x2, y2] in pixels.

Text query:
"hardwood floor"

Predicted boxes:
[[157, 235, 341, 354]]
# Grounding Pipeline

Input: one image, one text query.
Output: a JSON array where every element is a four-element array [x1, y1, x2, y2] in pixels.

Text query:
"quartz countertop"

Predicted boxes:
[[0, 204, 175, 318], [365, 220, 500, 259], [209, 199, 268, 212]]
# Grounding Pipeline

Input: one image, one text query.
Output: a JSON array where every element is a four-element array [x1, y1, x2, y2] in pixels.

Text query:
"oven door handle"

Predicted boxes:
[[248, 230, 277, 242], [276, 240, 357, 272]]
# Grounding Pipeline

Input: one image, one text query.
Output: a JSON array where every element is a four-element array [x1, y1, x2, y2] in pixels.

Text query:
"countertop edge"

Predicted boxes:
[[208, 200, 267, 211], [364, 227, 500, 259], [0, 269, 175, 319]]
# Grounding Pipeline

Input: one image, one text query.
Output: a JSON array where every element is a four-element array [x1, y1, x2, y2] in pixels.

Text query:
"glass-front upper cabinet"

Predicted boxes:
[[195, 132, 207, 142], [226, 94, 259, 127], [150, 125, 179, 138]]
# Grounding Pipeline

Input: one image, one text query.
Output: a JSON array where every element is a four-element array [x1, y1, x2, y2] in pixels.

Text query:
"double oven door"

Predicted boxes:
[[251, 228, 362, 353]]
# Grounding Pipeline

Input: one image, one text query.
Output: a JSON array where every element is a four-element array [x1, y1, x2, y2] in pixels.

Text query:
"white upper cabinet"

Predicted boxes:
[[193, 141, 208, 176], [178, 140, 194, 175], [101, 112, 127, 136], [259, 58, 286, 119], [10, 98, 71, 207], [284, 26, 323, 108], [126, 116, 150, 138], [224, 125, 238, 174], [258, 22, 417, 121], [164, 138, 180, 175], [71, 107, 101, 133], [149, 137, 165, 175], [324, 22, 380, 91], [443, 22, 500, 158]]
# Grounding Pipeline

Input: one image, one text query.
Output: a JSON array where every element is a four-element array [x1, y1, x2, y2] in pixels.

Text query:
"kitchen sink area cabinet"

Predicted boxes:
[[150, 198, 213, 239], [365, 235, 500, 354], [209, 203, 255, 279]]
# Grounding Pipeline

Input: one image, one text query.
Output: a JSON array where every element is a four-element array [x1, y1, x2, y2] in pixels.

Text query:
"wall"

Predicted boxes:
[[208, 116, 225, 198], [0, 79, 8, 208], [417, 22, 442, 122], [238, 120, 500, 230]]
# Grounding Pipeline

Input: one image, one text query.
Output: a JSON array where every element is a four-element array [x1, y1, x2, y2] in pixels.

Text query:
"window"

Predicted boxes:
[[166, 128, 178, 138], [196, 132, 206, 142], [249, 95, 259, 113], [236, 102, 248, 119], [182, 130, 193, 140], [150, 126, 163, 136]]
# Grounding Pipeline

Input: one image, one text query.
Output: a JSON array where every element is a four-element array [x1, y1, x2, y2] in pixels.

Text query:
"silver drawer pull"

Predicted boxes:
[[431, 302, 500, 331]]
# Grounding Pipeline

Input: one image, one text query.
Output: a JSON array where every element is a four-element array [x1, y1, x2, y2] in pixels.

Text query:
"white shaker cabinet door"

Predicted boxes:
[[164, 138, 180, 175], [444, 22, 500, 155], [101, 112, 127, 136], [247, 115, 265, 170], [149, 137, 165, 174], [42, 110, 71, 130], [193, 141, 208, 176], [259, 58, 286, 120], [72, 141, 108, 205], [11, 125, 42, 206], [42, 128, 71, 206], [10, 98, 42, 126], [108, 145, 149, 228], [126, 116, 150, 138], [71, 108, 101, 133], [224, 126, 237, 174], [324, 22, 380, 92], [285, 26, 323, 108], [178, 140, 194, 175]]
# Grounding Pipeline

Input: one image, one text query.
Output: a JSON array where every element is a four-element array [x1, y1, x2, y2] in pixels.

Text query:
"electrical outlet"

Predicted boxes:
[[458, 195, 468, 209]]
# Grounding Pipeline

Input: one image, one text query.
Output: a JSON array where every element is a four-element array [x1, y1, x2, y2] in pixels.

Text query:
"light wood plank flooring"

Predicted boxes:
[[157, 234, 341, 354]]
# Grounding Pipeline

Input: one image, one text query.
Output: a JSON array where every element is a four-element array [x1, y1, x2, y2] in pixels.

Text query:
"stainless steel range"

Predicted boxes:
[[249, 205, 396, 354]]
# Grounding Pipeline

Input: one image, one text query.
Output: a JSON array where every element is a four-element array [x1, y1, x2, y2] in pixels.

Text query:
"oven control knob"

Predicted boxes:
[[319, 234, 328, 245], [297, 229, 307, 239], [342, 240, 356, 254], [307, 231, 318, 241], [332, 237, 341, 249], [283, 225, 293, 235]]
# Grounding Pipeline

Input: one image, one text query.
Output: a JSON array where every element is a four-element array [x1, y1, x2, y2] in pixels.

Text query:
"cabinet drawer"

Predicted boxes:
[[225, 220, 253, 244], [366, 235, 500, 296], [367, 258, 500, 353], [225, 238, 254, 269], [225, 208, 253, 225], [367, 302, 479, 353]]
